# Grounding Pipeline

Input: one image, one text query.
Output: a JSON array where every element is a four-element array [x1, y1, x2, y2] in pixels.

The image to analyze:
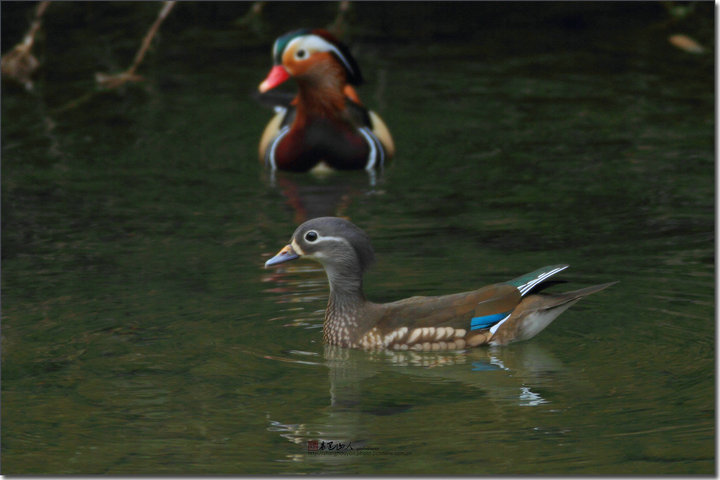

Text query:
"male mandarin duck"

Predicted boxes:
[[265, 217, 615, 350], [257, 28, 394, 172]]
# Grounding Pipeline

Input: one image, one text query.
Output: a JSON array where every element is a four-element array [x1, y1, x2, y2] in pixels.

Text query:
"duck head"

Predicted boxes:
[[258, 29, 363, 93], [265, 217, 375, 295]]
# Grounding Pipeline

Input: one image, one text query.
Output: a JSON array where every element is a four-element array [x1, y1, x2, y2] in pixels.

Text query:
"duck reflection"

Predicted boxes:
[[262, 168, 384, 225], [265, 342, 566, 464], [324, 343, 563, 408]]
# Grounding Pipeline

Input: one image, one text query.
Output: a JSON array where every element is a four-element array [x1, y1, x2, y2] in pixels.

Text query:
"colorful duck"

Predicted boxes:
[[257, 29, 394, 172]]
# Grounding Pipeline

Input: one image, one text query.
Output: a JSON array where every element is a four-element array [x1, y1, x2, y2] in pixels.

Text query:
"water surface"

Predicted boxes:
[[2, 2, 714, 474]]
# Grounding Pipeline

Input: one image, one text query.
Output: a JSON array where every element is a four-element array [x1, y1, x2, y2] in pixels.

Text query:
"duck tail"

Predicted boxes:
[[544, 281, 618, 304], [489, 281, 617, 345]]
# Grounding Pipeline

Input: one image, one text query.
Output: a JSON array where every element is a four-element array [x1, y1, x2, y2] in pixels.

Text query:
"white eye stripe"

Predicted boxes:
[[298, 233, 352, 250], [310, 234, 350, 246], [286, 35, 355, 76], [293, 231, 352, 256]]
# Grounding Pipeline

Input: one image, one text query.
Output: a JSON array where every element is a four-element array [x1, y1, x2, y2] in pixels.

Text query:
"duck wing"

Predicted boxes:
[[362, 283, 521, 349]]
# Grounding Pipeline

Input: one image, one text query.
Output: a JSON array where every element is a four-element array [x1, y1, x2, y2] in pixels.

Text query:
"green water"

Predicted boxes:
[[2, 2, 714, 475]]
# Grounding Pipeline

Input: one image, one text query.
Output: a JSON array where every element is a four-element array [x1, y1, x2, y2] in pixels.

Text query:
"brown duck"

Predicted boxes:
[[265, 217, 614, 350]]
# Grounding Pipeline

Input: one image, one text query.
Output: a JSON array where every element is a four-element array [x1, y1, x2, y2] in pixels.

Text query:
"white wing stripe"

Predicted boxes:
[[266, 125, 290, 170], [518, 267, 564, 295], [358, 127, 378, 170], [489, 313, 512, 335], [519, 269, 559, 295], [518, 271, 554, 295], [518, 266, 568, 296]]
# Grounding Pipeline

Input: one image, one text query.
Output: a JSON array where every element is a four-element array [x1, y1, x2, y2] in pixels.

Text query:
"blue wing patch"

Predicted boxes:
[[470, 311, 511, 331], [471, 361, 502, 371]]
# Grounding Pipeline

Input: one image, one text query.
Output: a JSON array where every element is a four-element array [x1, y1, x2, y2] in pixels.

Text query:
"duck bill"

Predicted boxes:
[[259, 65, 290, 93], [265, 244, 300, 267]]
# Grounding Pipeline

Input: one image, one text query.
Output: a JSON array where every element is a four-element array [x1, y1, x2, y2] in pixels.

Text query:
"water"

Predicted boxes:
[[2, 2, 714, 475]]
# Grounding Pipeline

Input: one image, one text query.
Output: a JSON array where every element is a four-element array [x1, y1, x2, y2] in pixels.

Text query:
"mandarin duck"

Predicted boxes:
[[257, 28, 394, 172], [265, 217, 615, 350]]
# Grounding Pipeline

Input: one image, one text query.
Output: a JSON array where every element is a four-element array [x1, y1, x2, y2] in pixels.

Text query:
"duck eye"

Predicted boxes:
[[296, 49, 307, 59], [305, 231, 318, 242]]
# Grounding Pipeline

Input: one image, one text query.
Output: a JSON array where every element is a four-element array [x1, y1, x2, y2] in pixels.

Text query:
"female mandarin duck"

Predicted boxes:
[[265, 217, 615, 350], [257, 28, 394, 172]]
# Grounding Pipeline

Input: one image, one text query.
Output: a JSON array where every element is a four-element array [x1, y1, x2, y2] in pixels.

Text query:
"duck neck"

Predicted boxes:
[[326, 267, 366, 308], [294, 64, 347, 125], [323, 265, 367, 345]]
